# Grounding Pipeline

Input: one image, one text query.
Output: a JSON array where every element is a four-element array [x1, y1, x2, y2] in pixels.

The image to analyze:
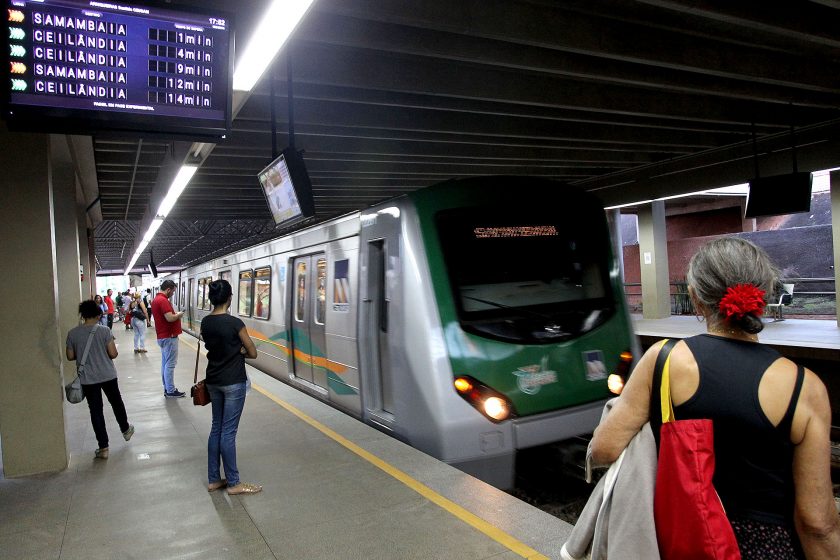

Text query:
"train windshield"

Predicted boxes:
[[436, 206, 615, 343]]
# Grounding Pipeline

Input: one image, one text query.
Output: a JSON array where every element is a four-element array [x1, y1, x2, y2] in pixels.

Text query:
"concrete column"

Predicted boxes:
[[606, 209, 625, 283], [50, 136, 83, 339], [0, 128, 68, 476], [77, 205, 93, 299], [831, 171, 840, 327], [638, 200, 671, 319]]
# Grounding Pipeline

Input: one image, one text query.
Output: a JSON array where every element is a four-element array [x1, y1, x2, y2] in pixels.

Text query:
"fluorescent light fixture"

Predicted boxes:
[[124, 165, 196, 274], [157, 165, 198, 218], [142, 218, 164, 244], [232, 0, 316, 91]]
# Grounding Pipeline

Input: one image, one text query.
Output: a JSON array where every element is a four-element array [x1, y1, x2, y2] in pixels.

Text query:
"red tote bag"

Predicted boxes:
[[651, 339, 741, 560]]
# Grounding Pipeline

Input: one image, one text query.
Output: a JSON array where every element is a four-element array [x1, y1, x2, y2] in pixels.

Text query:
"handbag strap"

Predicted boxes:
[[194, 333, 202, 384], [78, 324, 99, 371], [650, 338, 678, 450]]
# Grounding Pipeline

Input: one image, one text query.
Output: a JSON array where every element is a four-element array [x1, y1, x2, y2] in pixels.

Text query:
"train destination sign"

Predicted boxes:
[[4, 0, 233, 139]]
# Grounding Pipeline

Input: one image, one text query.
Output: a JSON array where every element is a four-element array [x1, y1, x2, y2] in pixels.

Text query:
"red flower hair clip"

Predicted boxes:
[[718, 284, 766, 320]]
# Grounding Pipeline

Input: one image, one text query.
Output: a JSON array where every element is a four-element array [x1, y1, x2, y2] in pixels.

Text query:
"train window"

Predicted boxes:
[[238, 270, 253, 316], [435, 207, 614, 343], [196, 278, 205, 310], [180, 282, 185, 310], [294, 262, 306, 322], [315, 258, 326, 325], [254, 267, 271, 320], [219, 270, 231, 283], [199, 276, 213, 310]]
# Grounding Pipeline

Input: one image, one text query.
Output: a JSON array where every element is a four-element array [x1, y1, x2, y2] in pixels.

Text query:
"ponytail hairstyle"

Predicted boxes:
[[686, 237, 778, 334], [208, 279, 233, 307]]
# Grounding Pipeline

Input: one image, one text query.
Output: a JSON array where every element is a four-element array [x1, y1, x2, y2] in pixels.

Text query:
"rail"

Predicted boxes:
[[623, 278, 837, 317]]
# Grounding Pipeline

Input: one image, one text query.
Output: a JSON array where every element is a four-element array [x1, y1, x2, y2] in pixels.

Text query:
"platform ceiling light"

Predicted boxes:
[[232, 0, 316, 92], [156, 165, 197, 218], [124, 165, 197, 275]]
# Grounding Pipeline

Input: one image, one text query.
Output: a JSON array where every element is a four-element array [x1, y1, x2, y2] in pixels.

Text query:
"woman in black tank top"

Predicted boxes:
[[590, 237, 839, 559]]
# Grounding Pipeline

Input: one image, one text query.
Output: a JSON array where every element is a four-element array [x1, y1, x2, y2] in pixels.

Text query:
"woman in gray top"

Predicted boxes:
[[66, 300, 135, 459]]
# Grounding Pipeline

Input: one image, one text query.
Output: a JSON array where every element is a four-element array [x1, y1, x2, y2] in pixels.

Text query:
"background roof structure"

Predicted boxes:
[[90, 0, 840, 274]]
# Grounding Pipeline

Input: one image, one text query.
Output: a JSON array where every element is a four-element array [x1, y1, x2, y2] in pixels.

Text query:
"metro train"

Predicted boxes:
[[167, 176, 639, 489]]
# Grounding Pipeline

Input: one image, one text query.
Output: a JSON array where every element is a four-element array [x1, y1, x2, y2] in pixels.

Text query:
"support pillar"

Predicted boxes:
[[606, 209, 625, 283], [0, 128, 69, 476], [638, 200, 671, 319], [831, 171, 840, 327]]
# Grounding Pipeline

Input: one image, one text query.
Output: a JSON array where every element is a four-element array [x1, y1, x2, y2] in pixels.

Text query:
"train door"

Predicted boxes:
[[290, 254, 328, 390], [358, 207, 401, 427], [187, 277, 194, 328], [366, 240, 394, 414]]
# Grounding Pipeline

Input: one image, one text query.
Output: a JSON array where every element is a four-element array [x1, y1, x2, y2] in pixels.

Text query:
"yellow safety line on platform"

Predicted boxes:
[[251, 384, 549, 560]]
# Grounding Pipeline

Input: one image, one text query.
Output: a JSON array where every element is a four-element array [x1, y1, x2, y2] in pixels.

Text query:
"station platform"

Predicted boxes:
[[0, 326, 571, 560], [631, 313, 840, 358]]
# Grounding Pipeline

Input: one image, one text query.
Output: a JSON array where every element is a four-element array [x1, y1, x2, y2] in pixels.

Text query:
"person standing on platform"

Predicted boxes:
[[130, 294, 150, 353], [143, 289, 153, 324], [115, 291, 123, 321], [202, 279, 261, 495], [591, 237, 840, 559], [104, 289, 115, 329], [66, 299, 134, 459], [151, 279, 186, 398], [122, 291, 132, 330], [94, 294, 108, 326]]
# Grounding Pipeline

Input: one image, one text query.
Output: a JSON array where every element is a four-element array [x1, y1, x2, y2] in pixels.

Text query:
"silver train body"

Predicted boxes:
[[169, 179, 629, 488]]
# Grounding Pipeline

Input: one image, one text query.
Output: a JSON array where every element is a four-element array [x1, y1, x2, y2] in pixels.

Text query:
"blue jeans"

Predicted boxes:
[[207, 382, 247, 487], [156, 337, 178, 393], [132, 318, 147, 349]]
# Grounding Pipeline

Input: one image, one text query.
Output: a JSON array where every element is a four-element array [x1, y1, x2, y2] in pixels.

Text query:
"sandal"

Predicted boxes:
[[207, 479, 227, 492], [95, 447, 109, 459], [227, 482, 262, 495]]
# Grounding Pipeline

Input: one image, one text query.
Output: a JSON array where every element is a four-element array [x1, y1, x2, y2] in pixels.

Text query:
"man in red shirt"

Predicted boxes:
[[151, 280, 186, 398], [104, 289, 116, 329]]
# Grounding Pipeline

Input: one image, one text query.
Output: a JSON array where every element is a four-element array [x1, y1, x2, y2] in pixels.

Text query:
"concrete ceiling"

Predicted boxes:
[[90, 0, 840, 274]]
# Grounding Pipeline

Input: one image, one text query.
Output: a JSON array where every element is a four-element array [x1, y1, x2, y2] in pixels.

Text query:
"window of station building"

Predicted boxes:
[[239, 270, 254, 316], [254, 267, 271, 320], [315, 258, 326, 325], [294, 262, 306, 322]]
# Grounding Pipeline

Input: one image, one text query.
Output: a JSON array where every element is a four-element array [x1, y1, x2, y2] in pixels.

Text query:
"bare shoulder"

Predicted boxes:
[[761, 357, 829, 443]]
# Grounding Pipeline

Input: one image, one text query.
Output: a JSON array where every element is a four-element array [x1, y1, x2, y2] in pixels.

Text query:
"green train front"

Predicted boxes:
[[403, 177, 636, 488]]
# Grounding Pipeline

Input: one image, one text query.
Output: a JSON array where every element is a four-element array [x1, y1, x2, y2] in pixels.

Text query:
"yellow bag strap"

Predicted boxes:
[[660, 344, 675, 423]]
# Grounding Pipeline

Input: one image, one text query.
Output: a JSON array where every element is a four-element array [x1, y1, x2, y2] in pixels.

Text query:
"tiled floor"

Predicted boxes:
[[0, 326, 572, 560]]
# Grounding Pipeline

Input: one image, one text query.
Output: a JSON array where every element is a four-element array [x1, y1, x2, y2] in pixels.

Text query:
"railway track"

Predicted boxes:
[[513, 440, 840, 524]]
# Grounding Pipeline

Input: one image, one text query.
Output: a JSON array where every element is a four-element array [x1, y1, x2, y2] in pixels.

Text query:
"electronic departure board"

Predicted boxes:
[[3, 0, 233, 139]]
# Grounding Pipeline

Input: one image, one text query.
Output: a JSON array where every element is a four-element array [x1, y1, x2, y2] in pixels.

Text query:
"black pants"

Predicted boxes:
[[107, 313, 114, 329], [83, 379, 129, 449]]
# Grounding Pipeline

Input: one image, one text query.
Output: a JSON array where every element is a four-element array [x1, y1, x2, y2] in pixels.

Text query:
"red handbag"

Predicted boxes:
[[651, 339, 741, 560]]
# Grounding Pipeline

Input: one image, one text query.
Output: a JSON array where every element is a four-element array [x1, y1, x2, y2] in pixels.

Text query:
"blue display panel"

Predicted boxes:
[[4, 0, 232, 139]]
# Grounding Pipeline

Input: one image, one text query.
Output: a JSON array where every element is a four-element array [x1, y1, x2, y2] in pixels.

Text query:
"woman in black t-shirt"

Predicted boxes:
[[201, 279, 260, 496]]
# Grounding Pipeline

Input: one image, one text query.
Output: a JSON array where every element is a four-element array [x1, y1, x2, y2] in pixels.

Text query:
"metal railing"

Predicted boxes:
[[623, 278, 836, 317]]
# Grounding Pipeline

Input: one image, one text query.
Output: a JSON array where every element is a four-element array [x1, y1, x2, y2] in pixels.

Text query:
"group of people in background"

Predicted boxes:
[[65, 278, 262, 496]]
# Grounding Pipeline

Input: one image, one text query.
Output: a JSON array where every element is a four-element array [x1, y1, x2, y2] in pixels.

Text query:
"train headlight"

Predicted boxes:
[[453, 375, 515, 423], [608, 349, 634, 395], [483, 397, 509, 421], [607, 374, 625, 395]]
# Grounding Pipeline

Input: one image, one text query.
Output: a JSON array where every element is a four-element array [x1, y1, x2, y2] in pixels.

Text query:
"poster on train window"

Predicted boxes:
[[333, 259, 350, 312]]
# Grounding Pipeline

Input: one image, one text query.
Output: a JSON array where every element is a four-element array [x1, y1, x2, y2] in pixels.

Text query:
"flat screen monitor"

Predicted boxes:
[[258, 148, 315, 228], [3, 0, 233, 140], [745, 172, 813, 218]]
